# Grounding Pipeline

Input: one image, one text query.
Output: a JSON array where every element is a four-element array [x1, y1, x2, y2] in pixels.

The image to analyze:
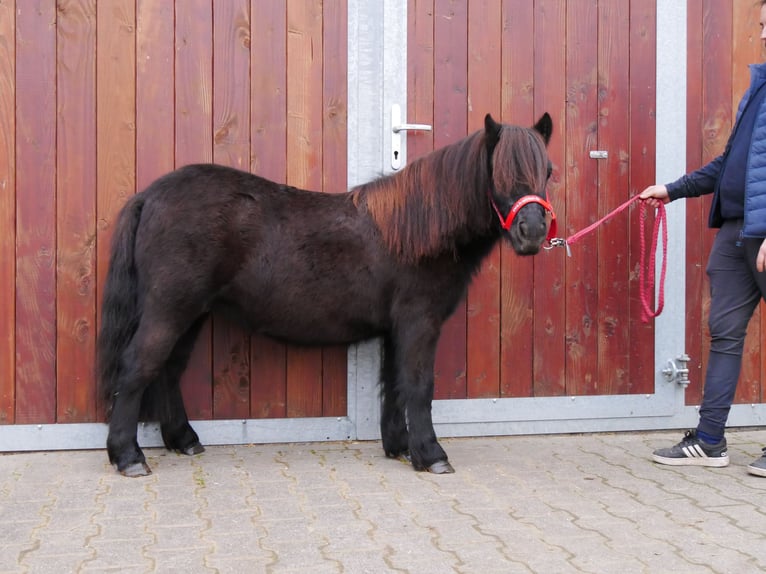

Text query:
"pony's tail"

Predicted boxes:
[[97, 194, 146, 418]]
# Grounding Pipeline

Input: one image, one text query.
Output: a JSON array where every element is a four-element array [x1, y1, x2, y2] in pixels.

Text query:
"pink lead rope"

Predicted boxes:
[[549, 195, 667, 323]]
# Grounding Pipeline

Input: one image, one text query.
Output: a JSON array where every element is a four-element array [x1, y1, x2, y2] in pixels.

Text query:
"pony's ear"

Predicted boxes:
[[484, 113, 502, 155], [533, 112, 553, 146]]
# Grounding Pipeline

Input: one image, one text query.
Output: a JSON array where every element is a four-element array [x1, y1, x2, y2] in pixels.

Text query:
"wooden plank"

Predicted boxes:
[[694, 1, 734, 406], [627, 0, 657, 396], [596, 0, 631, 394], [466, 0, 501, 398], [0, 0, 15, 423], [96, 0, 136, 422], [136, 0, 174, 191], [532, 0, 567, 396], [499, 0, 535, 398], [407, 0, 435, 163], [321, 0, 349, 417], [175, 0, 214, 420], [432, 0, 468, 400], [56, 0, 97, 423], [732, 0, 761, 404], [250, 0, 288, 419], [563, 0, 599, 396], [285, 0, 324, 417], [684, 0, 705, 404], [15, 0, 57, 423], [212, 0, 252, 420]]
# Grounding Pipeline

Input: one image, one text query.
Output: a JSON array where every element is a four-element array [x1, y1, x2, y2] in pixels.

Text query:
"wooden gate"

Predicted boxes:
[[409, 0, 657, 401], [1, 0, 764, 440], [0, 0, 348, 426], [410, 0, 765, 407]]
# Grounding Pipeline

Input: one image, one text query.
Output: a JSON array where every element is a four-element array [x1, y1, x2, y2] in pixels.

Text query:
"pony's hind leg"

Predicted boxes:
[[106, 313, 194, 476], [380, 335, 409, 460], [158, 317, 207, 455]]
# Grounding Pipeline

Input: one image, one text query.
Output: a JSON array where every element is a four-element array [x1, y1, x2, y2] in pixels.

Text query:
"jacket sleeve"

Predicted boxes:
[[665, 153, 725, 201]]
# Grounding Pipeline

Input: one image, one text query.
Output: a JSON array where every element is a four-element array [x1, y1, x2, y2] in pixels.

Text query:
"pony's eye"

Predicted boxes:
[[546, 163, 553, 180]]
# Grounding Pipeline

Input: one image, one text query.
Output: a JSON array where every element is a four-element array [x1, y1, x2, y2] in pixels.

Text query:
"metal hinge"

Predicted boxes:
[[662, 354, 691, 387]]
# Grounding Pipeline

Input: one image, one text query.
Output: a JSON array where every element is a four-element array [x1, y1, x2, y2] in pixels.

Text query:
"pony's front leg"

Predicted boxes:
[[396, 329, 454, 474], [405, 381, 453, 474]]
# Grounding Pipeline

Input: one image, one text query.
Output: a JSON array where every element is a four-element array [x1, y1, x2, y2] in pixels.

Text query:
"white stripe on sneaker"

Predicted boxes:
[[681, 444, 708, 458]]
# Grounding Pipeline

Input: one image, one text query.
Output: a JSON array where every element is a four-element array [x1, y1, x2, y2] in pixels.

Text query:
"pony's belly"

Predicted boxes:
[[259, 318, 381, 346]]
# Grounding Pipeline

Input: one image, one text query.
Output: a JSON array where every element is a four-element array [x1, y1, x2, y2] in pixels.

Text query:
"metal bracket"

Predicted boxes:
[[391, 104, 432, 170], [662, 353, 691, 387], [589, 150, 608, 159]]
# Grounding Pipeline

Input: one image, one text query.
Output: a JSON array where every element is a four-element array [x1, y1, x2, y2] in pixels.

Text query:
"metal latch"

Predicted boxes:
[[589, 150, 608, 159], [391, 104, 432, 170], [662, 354, 691, 387]]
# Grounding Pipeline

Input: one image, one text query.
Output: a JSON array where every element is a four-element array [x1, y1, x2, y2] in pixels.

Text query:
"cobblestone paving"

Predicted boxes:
[[1, 429, 765, 573]]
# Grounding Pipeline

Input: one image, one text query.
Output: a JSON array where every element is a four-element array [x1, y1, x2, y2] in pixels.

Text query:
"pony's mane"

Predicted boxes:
[[352, 124, 548, 263]]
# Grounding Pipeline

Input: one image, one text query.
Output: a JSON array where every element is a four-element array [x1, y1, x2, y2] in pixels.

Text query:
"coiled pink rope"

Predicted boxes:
[[555, 195, 667, 323]]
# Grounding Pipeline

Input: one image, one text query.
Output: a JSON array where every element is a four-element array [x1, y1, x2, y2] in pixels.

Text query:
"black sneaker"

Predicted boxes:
[[747, 448, 766, 477], [652, 430, 729, 467]]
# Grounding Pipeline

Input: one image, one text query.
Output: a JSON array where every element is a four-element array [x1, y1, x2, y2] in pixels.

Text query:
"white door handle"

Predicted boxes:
[[391, 104, 432, 170], [393, 123, 433, 133]]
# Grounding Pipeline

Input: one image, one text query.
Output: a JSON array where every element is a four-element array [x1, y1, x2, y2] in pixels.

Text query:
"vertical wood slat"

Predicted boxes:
[[286, 0, 324, 417], [133, 0, 175, 426], [465, 0, 502, 399], [250, 0, 288, 419], [95, 0, 137, 421], [57, 0, 97, 422], [499, 0, 535, 398], [627, 0, 656, 395], [15, 0, 57, 423], [596, 0, 631, 394], [407, 0, 435, 163], [697, 1, 733, 407], [731, 1, 762, 404], [175, 0, 214, 420], [739, 0, 766, 405], [432, 0, 468, 400], [136, 0, 174, 191], [533, 0, 567, 396], [321, 0, 349, 417], [0, 0, 16, 423], [684, 0, 705, 403], [212, 0, 252, 420], [564, 0, 599, 396]]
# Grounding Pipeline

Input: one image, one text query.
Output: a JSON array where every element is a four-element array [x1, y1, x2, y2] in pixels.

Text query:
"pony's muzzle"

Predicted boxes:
[[512, 205, 549, 254]]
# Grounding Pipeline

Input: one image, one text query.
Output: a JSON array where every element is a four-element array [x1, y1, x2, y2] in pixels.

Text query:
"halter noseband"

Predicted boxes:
[[489, 193, 558, 243]]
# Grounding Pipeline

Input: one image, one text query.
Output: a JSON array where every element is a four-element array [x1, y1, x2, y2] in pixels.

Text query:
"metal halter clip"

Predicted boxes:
[[545, 237, 571, 257]]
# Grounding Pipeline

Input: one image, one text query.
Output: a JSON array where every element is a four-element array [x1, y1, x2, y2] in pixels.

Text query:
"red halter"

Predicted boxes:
[[489, 193, 558, 243]]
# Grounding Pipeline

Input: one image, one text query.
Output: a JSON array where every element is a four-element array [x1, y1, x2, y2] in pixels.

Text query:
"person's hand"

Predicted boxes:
[[757, 238, 766, 272], [639, 184, 670, 209]]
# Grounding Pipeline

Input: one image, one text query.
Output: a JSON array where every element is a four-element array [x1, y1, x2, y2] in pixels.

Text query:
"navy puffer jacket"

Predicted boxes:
[[666, 62, 766, 238]]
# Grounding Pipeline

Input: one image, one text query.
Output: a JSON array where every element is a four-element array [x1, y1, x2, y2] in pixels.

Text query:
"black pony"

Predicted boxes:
[[98, 113, 554, 476]]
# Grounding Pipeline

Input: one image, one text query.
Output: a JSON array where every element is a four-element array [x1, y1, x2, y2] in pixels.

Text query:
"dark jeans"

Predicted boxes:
[[697, 219, 766, 438]]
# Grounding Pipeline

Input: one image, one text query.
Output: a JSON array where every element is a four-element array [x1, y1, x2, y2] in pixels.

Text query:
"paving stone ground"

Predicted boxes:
[[1, 429, 765, 573]]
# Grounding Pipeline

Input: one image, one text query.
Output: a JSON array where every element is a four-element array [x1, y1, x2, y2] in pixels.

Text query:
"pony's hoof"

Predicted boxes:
[[385, 450, 411, 463], [119, 461, 152, 477], [181, 442, 205, 456], [427, 460, 455, 474]]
